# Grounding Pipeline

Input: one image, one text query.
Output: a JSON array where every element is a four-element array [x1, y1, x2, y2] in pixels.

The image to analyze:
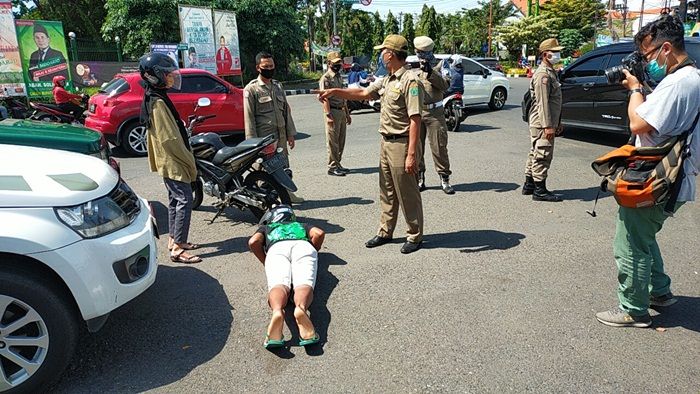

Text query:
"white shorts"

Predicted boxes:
[[265, 240, 318, 291]]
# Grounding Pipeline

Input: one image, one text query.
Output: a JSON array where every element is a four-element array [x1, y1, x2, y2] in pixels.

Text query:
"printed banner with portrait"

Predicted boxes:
[[178, 5, 216, 74], [0, 0, 25, 97], [213, 10, 241, 76], [70, 61, 139, 89], [15, 19, 70, 99]]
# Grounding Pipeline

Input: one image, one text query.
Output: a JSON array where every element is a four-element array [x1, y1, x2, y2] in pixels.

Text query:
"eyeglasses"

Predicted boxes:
[[640, 44, 664, 62]]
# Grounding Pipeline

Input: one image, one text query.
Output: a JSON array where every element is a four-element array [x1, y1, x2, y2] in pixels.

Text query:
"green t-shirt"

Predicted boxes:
[[256, 221, 310, 252]]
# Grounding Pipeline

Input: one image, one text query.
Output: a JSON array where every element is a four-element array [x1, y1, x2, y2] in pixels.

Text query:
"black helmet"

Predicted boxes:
[[351, 63, 360, 71], [259, 204, 296, 225], [139, 52, 181, 89]]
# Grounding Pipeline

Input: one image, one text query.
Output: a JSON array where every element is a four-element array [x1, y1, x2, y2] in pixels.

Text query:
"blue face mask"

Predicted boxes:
[[646, 47, 667, 82], [416, 50, 434, 62]]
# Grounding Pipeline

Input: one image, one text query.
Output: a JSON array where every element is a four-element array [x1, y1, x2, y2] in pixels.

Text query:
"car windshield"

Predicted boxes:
[[98, 77, 130, 97]]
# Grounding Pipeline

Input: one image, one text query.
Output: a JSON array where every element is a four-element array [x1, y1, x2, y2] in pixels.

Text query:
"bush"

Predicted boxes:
[[579, 41, 595, 56]]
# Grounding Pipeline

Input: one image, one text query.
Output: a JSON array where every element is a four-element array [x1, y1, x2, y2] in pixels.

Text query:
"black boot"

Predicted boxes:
[[418, 171, 426, 192], [533, 180, 562, 202], [522, 176, 535, 195], [440, 175, 455, 195]]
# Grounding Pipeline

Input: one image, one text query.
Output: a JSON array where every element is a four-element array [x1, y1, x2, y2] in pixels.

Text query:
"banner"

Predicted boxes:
[[213, 10, 241, 76], [0, 1, 24, 97], [15, 19, 70, 99], [178, 5, 215, 74], [150, 43, 179, 68], [70, 61, 139, 89]]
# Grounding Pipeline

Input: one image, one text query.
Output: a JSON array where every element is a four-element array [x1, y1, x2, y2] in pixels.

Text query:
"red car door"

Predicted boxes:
[[169, 73, 243, 134]]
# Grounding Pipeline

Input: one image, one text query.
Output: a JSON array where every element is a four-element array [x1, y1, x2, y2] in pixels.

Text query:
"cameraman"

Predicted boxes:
[[596, 15, 700, 328]]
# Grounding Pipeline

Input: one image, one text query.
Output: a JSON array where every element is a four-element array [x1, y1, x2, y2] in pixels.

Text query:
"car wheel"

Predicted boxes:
[[488, 87, 507, 110], [0, 268, 79, 393], [121, 121, 148, 157], [243, 171, 291, 220]]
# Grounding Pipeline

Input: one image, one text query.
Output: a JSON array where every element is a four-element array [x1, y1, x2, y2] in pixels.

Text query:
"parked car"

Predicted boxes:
[[85, 68, 245, 156], [0, 118, 120, 173], [557, 37, 700, 134], [471, 57, 505, 73], [406, 54, 510, 110], [0, 144, 158, 392]]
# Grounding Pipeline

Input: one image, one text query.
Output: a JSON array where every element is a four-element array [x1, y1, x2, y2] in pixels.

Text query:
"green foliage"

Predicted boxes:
[[578, 41, 595, 56], [558, 29, 585, 57], [31, 0, 108, 41], [401, 13, 415, 52], [540, 0, 605, 40], [385, 11, 399, 35], [339, 9, 374, 58], [497, 14, 562, 58], [416, 5, 439, 40], [372, 11, 384, 47]]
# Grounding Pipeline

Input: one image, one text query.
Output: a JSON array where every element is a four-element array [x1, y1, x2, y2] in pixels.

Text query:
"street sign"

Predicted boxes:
[[360, 0, 372, 5], [177, 43, 189, 50], [332, 35, 341, 46]]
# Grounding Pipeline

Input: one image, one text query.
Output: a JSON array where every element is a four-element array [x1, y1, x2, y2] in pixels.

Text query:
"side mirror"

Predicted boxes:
[[197, 97, 211, 107]]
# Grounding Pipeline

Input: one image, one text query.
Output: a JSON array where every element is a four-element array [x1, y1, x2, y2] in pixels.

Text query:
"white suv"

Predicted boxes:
[[407, 54, 510, 110], [0, 145, 158, 392]]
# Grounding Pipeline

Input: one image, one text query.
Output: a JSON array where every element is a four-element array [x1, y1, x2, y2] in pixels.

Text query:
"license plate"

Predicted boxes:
[[262, 153, 286, 173], [89, 103, 96, 113]]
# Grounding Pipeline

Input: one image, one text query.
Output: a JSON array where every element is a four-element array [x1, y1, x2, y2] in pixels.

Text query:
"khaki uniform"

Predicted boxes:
[[319, 70, 347, 170], [244, 76, 297, 159], [525, 64, 562, 182], [367, 66, 425, 243], [412, 60, 451, 177]]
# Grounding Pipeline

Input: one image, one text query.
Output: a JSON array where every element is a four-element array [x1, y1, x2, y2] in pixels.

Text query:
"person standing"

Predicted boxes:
[[318, 35, 425, 254], [412, 36, 454, 194], [596, 15, 700, 328], [216, 36, 233, 75], [139, 52, 201, 264], [244, 52, 303, 203], [319, 51, 351, 176], [522, 38, 564, 202]]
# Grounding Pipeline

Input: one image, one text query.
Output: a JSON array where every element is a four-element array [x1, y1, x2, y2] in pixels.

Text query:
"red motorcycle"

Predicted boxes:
[[29, 94, 89, 124]]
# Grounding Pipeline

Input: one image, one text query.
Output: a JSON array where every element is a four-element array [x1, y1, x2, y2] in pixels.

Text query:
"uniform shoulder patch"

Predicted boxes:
[[409, 83, 419, 96], [243, 90, 250, 98], [541, 76, 549, 84]]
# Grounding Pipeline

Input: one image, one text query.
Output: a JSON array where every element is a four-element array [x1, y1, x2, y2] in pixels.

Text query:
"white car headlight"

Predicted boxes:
[[55, 182, 140, 238]]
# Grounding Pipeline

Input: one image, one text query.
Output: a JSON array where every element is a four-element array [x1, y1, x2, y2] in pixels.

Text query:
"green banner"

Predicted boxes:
[[15, 19, 71, 99]]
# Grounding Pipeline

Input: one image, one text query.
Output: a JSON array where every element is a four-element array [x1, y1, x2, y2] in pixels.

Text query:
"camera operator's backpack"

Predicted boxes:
[[521, 90, 533, 122], [590, 111, 699, 215]]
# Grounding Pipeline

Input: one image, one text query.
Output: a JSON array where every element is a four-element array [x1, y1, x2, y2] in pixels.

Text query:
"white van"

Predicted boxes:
[[0, 145, 158, 392]]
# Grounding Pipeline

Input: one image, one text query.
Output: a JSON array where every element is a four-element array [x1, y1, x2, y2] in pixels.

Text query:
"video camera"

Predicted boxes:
[[604, 51, 646, 84]]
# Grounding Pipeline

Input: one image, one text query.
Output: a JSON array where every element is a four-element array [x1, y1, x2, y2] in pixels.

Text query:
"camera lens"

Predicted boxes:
[[605, 65, 626, 84]]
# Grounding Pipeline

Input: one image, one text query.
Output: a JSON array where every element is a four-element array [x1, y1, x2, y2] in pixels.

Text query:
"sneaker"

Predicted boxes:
[[327, 168, 346, 177], [418, 171, 426, 192], [400, 241, 422, 254], [440, 177, 455, 195], [595, 307, 651, 328], [650, 292, 677, 307], [337, 165, 350, 173]]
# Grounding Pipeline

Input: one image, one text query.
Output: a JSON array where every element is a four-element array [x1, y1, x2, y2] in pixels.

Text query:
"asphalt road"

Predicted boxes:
[[53, 78, 699, 393]]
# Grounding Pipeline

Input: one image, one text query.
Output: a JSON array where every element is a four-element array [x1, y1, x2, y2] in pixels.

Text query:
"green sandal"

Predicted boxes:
[[299, 332, 320, 347], [263, 335, 285, 349]]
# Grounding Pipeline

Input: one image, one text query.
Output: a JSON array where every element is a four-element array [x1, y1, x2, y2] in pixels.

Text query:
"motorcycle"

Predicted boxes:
[[1, 93, 30, 120], [347, 77, 380, 113], [29, 94, 89, 124], [443, 92, 467, 132], [187, 98, 297, 222]]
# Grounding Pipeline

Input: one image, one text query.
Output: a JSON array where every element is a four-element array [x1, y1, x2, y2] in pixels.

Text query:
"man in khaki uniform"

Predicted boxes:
[[317, 35, 425, 254], [319, 51, 351, 176], [244, 51, 303, 203], [412, 36, 454, 194], [522, 38, 564, 202]]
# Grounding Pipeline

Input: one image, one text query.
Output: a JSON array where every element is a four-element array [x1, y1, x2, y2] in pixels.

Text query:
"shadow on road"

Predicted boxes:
[[464, 103, 519, 116], [450, 181, 520, 193], [651, 296, 700, 333], [294, 132, 311, 141], [54, 266, 233, 392], [557, 186, 612, 202], [457, 123, 501, 133], [424, 229, 525, 253], [348, 166, 379, 175], [277, 252, 345, 357], [296, 196, 374, 210], [301, 217, 345, 234], [150, 201, 170, 236]]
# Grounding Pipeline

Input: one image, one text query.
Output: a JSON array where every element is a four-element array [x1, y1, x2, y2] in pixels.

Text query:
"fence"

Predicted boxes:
[[65, 38, 128, 62]]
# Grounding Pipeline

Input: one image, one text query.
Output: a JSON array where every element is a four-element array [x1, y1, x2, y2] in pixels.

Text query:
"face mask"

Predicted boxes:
[[646, 47, 668, 82], [416, 51, 434, 62], [549, 52, 561, 64], [259, 68, 275, 79], [331, 64, 342, 72]]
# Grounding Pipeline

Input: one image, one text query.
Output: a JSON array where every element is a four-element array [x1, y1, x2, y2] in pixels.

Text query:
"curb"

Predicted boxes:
[[507, 74, 529, 78], [285, 89, 314, 95]]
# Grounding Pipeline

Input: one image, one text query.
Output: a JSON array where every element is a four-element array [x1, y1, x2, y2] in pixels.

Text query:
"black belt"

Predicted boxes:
[[382, 134, 408, 140], [330, 105, 345, 110]]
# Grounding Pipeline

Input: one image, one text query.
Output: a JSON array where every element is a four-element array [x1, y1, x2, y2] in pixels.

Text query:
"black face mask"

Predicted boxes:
[[331, 64, 342, 72], [259, 68, 275, 79]]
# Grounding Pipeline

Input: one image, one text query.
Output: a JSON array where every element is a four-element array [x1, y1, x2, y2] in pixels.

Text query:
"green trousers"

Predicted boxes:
[[613, 203, 683, 316]]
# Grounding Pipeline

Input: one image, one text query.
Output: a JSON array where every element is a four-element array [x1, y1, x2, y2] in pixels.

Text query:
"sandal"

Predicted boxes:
[[168, 242, 200, 251], [299, 332, 320, 347], [264, 335, 285, 349], [170, 250, 202, 264]]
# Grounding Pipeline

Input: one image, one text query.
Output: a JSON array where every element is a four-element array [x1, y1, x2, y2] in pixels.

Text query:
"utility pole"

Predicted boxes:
[[639, 0, 645, 32], [622, 0, 628, 37], [332, 0, 337, 36], [399, 12, 403, 32], [527, 0, 532, 16], [680, 0, 688, 23], [488, 0, 493, 57]]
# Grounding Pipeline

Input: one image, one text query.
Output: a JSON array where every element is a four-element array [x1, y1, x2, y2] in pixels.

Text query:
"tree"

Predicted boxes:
[[385, 11, 399, 35], [540, 0, 605, 40], [558, 29, 585, 57], [497, 15, 562, 58], [401, 13, 415, 52], [372, 11, 385, 45], [29, 0, 108, 41], [340, 9, 374, 57]]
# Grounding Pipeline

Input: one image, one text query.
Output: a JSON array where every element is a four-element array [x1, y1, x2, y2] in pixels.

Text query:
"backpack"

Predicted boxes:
[[591, 112, 699, 214], [521, 90, 532, 122]]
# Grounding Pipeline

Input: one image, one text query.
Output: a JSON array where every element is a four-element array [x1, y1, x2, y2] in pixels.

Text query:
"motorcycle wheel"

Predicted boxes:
[[243, 171, 291, 220], [444, 101, 461, 132], [37, 113, 60, 123], [192, 177, 204, 210]]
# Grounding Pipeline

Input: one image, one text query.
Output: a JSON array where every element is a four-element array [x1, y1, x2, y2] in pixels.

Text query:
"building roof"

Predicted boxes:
[[510, 0, 548, 16]]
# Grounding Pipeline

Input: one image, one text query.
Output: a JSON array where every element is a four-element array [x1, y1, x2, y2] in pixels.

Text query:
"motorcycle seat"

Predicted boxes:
[[212, 137, 269, 165]]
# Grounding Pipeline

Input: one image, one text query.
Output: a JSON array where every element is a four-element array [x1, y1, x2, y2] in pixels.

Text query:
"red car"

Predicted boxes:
[[86, 68, 244, 156]]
